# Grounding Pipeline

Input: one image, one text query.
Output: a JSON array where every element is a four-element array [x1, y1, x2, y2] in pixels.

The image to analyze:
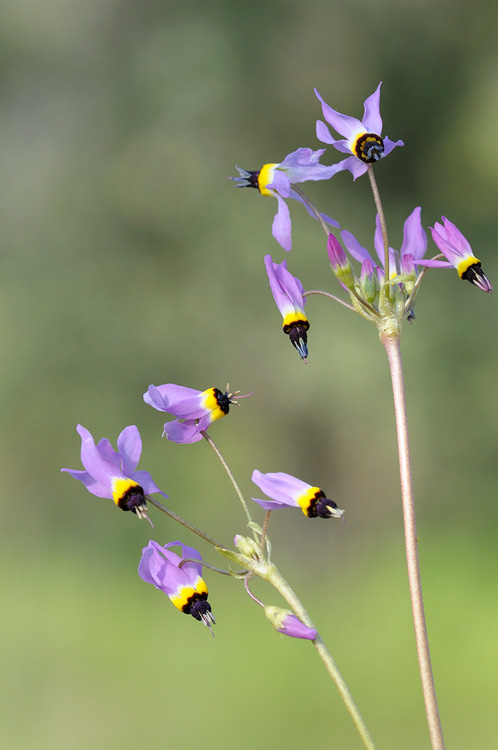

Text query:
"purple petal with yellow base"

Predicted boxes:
[[251, 469, 344, 519], [315, 82, 403, 179], [231, 148, 339, 251], [265, 255, 309, 361], [139, 540, 215, 628], [419, 216, 492, 293], [61, 425, 165, 523], [144, 383, 247, 444]]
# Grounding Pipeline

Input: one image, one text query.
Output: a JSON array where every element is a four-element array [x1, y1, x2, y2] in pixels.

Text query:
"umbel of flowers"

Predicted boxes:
[[61, 81, 492, 750]]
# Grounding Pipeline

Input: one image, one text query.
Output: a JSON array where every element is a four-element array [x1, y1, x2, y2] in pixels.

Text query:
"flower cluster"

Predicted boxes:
[[62, 81, 492, 651]]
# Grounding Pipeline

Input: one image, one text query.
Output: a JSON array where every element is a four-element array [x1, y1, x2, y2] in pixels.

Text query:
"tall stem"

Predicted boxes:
[[381, 333, 445, 750], [269, 567, 377, 750]]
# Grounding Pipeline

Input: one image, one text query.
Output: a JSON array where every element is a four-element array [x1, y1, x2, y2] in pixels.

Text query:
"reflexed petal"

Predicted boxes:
[[314, 89, 362, 140], [144, 384, 202, 414], [341, 230, 374, 264], [401, 207, 427, 261], [77, 424, 119, 491], [316, 119, 336, 144], [117, 425, 142, 475], [383, 136, 404, 156], [251, 470, 311, 503], [131, 470, 167, 498], [164, 418, 204, 444], [60, 468, 111, 498], [272, 194, 292, 252], [362, 83, 383, 133]]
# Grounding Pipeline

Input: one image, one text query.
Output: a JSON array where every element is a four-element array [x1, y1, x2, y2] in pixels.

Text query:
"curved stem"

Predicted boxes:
[[269, 567, 377, 750], [201, 430, 254, 527], [147, 495, 227, 549], [381, 333, 445, 750], [304, 289, 356, 312], [367, 167, 390, 284]]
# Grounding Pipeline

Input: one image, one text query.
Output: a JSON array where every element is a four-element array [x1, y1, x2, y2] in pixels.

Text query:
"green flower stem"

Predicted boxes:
[[217, 546, 377, 750], [304, 289, 356, 312], [381, 332, 445, 750], [269, 567, 377, 750], [305, 287, 380, 320], [147, 495, 227, 550], [367, 167, 390, 284], [201, 430, 255, 529]]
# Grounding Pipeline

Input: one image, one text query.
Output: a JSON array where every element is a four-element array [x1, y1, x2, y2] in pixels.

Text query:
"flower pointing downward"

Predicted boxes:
[[265, 255, 310, 361], [420, 216, 492, 293], [139, 540, 215, 632], [61, 425, 166, 526]]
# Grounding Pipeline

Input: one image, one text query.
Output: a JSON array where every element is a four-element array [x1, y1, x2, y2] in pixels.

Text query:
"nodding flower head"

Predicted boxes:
[[144, 383, 251, 444], [251, 470, 344, 520], [61, 425, 166, 526], [139, 540, 215, 631], [315, 82, 403, 180], [264, 255, 309, 361], [422, 216, 492, 294], [230, 148, 339, 251]]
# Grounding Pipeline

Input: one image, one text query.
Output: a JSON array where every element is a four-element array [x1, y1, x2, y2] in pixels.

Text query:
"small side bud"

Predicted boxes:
[[327, 234, 355, 290], [234, 535, 261, 559], [264, 606, 317, 640]]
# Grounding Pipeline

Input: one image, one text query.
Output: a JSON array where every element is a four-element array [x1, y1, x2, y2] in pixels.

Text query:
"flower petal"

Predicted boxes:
[[117, 425, 142, 475]]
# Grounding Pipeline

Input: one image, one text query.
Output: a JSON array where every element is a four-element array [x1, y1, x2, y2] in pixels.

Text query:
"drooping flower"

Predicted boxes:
[[144, 383, 247, 444], [265, 254, 309, 361], [61, 425, 165, 524], [315, 82, 403, 180], [251, 470, 344, 519], [264, 606, 317, 640], [420, 216, 492, 293], [231, 147, 339, 251], [138, 540, 215, 629]]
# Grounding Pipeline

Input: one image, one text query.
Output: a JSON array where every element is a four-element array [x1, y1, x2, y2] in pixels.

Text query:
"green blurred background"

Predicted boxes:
[[1, 1, 497, 748]]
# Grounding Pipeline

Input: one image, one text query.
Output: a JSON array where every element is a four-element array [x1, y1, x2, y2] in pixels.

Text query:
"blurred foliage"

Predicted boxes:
[[1, 1, 497, 748]]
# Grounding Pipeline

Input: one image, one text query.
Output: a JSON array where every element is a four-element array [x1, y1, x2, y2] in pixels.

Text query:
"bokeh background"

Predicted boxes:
[[1, 1, 497, 748]]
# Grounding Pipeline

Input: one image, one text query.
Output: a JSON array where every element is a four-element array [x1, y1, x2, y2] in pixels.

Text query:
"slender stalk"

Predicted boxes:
[[304, 289, 356, 312], [269, 567, 377, 750], [147, 495, 227, 549], [201, 430, 254, 526], [367, 167, 390, 283], [291, 184, 331, 238], [381, 333, 445, 750]]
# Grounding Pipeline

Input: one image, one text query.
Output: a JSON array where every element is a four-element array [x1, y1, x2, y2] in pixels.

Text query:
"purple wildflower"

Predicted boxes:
[[251, 469, 344, 519], [61, 425, 165, 524], [139, 540, 215, 628], [264, 607, 317, 640], [315, 82, 403, 179], [231, 148, 339, 251], [265, 255, 309, 361]]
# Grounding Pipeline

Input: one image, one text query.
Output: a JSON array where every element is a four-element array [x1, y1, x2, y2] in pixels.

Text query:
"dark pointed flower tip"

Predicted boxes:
[[228, 166, 261, 189], [462, 263, 493, 293], [286, 324, 309, 361]]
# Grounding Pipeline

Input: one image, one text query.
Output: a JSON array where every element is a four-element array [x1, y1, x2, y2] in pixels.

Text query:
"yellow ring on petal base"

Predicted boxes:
[[170, 578, 209, 613], [201, 387, 231, 422], [258, 163, 278, 196], [112, 477, 143, 507], [297, 486, 325, 517], [457, 256, 481, 280], [282, 312, 309, 334]]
